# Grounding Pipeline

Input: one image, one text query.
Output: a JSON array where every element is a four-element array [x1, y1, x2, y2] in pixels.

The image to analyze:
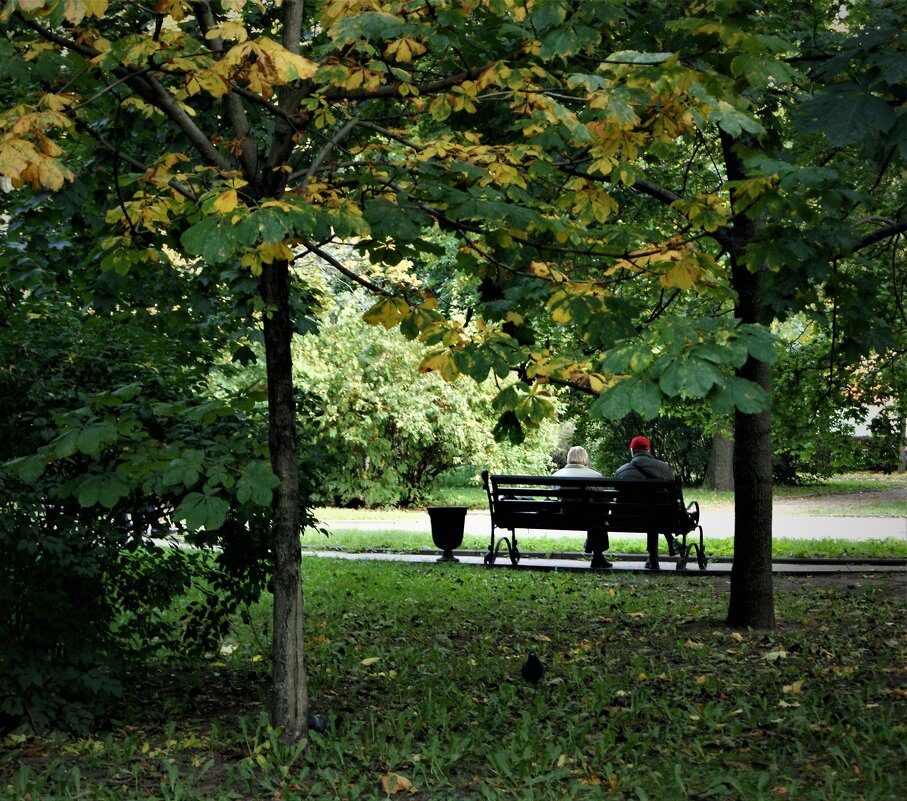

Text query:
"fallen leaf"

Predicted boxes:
[[380, 772, 416, 794], [730, 632, 745, 642], [782, 679, 805, 694], [764, 649, 788, 662], [361, 657, 381, 667]]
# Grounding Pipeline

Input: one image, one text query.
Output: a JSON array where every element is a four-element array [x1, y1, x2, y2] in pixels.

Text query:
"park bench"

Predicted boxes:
[[481, 471, 707, 571]]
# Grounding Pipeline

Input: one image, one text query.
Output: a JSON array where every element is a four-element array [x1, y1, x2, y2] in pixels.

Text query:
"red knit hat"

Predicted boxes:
[[629, 435, 650, 450]]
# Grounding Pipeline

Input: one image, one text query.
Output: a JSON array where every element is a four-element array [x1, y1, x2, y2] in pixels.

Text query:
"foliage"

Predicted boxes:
[[574, 411, 712, 485], [0, 560, 904, 800], [770, 317, 905, 484], [292, 291, 559, 506], [0, 262, 288, 733]]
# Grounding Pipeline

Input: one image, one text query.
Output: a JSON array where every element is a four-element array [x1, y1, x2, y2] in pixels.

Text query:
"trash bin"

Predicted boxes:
[[426, 506, 467, 562]]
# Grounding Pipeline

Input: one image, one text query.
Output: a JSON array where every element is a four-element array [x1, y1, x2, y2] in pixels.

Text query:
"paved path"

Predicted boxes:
[[303, 549, 906, 575], [322, 508, 906, 542]]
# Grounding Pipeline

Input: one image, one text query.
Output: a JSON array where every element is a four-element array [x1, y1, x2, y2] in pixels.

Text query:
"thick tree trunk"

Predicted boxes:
[[260, 260, 308, 740], [728, 359, 776, 628], [722, 132, 775, 629], [702, 430, 735, 492]]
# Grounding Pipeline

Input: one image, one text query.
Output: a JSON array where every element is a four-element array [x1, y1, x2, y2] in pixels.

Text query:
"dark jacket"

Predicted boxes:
[[614, 452, 675, 481]]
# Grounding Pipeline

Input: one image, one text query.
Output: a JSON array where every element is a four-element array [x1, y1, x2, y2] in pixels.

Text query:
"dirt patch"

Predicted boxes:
[[775, 484, 907, 511], [773, 571, 907, 597]]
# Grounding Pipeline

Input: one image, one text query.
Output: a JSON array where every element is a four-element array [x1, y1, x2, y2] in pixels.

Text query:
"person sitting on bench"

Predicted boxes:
[[615, 435, 677, 570], [553, 446, 610, 567], [552, 446, 602, 479]]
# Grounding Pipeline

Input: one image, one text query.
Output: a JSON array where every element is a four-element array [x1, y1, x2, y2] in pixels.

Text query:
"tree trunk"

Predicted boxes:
[[260, 260, 309, 740], [702, 430, 735, 491], [727, 358, 776, 628], [722, 132, 776, 629], [898, 414, 906, 474]]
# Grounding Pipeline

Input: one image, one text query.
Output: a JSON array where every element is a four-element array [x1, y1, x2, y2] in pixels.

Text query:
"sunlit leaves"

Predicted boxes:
[[209, 38, 317, 100], [384, 36, 426, 63], [0, 106, 73, 190], [363, 295, 410, 329]]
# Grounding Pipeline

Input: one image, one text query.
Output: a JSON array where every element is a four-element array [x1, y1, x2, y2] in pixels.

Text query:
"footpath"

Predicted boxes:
[[314, 504, 906, 577]]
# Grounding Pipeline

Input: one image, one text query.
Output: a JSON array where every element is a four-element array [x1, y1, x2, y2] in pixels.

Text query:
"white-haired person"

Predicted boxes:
[[553, 446, 610, 568]]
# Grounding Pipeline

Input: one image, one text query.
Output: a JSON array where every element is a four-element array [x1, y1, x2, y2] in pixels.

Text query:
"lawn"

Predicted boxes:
[[3, 559, 904, 800]]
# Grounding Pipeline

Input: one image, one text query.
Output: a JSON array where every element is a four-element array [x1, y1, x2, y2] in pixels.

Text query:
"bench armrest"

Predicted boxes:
[[685, 500, 699, 526]]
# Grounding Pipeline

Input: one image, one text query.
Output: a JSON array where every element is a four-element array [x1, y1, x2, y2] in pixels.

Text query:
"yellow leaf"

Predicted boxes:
[[361, 657, 380, 667], [155, 0, 187, 22], [379, 772, 416, 795], [384, 37, 426, 63], [213, 189, 238, 214], [782, 679, 805, 694], [764, 649, 788, 662], [660, 260, 702, 291], [362, 296, 410, 329], [730, 631, 745, 642], [205, 21, 248, 42]]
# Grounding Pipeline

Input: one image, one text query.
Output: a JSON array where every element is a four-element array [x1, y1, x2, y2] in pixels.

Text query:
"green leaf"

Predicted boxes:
[[658, 358, 723, 398], [75, 420, 118, 455], [605, 50, 673, 64], [180, 217, 240, 264], [174, 491, 230, 532], [74, 473, 130, 509], [5, 454, 46, 483], [796, 83, 897, 147], [738, 325, 778, 363], [163, 449, 206, 488], [514, 394, 556, 426], [237, 460, 279, 506], [591, 378, 661, 420], [492, 410, 525, 445], [711, 376, 771, 414]]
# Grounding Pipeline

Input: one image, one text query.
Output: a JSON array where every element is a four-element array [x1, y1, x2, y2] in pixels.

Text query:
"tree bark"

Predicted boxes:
[[722, 132, 776, 629], [702, 430, 735, 491], [728, 356, 776, 628], [260, 260, 308, 740]]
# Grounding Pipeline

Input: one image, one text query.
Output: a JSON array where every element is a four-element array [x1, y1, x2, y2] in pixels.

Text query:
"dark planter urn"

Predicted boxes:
[[427, 506, 467, 562]]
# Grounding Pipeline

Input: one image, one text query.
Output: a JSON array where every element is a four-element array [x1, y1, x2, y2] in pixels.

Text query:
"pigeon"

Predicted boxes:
[[307, 713, 328, 734], [520, 650, 545, 685]]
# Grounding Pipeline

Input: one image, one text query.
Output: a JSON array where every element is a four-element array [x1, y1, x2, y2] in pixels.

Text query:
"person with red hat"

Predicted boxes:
[[615, 435, 677, 570]]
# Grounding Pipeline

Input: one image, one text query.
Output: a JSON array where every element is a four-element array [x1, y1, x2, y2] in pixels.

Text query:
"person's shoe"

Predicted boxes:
[[644, 556, 660, 570], [668, 537, 680, 557]]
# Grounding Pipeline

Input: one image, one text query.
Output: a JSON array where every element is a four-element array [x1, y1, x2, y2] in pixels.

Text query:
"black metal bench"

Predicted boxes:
[[481, 471, 707, 571]]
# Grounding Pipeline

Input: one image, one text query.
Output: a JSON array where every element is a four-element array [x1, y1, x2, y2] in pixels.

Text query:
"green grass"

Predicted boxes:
[[304, 529, 907, 559], [3, 559, 904, 800]]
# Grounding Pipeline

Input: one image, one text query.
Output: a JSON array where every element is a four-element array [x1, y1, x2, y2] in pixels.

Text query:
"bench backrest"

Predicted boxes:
[[482, 471, 690, 534]]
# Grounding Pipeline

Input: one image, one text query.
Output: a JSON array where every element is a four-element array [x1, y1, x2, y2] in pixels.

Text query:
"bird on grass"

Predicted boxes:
[[521, 651, 545, 685], [307, 714, 327, 734]]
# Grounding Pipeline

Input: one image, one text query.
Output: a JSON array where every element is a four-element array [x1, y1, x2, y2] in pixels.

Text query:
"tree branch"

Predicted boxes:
[[853, 220, 907, 253], [73, 119, 199, 202], [192, 1, 259, 187], [19, 13, 232, 173], [298, 240, 391, 296]]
